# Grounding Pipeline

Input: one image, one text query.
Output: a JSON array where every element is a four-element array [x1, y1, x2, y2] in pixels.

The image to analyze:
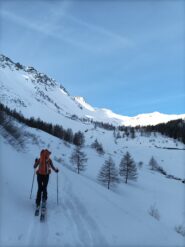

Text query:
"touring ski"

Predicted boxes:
[[34, 206, 40, 216], [40, 201, 46, 222]]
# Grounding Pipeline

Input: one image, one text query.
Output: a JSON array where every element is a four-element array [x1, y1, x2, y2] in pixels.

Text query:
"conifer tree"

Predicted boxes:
[[119, 152, 138, 184], [64, 128, 74, 143], [149, 156, 158, 170], [91, 139, 105, 155], [73, 131, 85, 146], [130, 128, 135, 139], [98, 156, 119, 189], [70, 146, 87, 174]]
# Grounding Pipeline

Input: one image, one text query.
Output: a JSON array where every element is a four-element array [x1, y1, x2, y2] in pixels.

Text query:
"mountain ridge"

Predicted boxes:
[[0, 54, 184, 127]]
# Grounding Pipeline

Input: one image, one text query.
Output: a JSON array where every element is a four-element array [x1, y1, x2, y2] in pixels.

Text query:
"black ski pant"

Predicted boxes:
[[36, 174, 49, 206]]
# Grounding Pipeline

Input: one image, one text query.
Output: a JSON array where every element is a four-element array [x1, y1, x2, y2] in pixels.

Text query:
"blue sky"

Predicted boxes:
[[1, 0, 184, 116]]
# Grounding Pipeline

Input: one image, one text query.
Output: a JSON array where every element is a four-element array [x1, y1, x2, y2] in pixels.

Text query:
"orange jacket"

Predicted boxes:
[[34, 149, 57, 175]]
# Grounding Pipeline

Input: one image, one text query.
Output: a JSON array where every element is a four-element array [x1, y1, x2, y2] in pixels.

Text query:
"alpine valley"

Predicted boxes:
[[0, 54, 185, 247]]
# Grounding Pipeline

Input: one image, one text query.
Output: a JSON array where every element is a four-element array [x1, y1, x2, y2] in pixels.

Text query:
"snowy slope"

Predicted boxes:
[[1, 54, 185, 246], [0, 115, 185, 247], [0, 54, 185, 128]]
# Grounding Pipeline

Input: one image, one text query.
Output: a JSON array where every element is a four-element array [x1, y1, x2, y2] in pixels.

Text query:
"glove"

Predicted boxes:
[[55, 168, 59, 173], [33, 158, 38, 169]]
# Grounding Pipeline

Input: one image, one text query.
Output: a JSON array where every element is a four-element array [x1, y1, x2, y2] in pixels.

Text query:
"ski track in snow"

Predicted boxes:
[[61, 169, 108, 247], [25, 203, 49, 246], [22, 168, 108, 247]]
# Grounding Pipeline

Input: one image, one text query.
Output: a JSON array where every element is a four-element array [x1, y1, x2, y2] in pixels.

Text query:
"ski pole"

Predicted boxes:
[[57, 172, 59, 205], [30, 171, 35, 199]]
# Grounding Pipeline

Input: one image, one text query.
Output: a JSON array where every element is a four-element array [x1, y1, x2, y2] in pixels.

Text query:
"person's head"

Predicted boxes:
[[45, 149, 51, 159], [40, 149, 45, 156]]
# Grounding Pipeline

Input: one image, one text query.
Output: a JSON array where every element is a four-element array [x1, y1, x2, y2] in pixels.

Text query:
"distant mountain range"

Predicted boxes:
[[0, 54, 184, 127]]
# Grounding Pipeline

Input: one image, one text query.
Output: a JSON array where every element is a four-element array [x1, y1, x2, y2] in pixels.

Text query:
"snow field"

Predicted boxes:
[[0, 122, 185, 246]]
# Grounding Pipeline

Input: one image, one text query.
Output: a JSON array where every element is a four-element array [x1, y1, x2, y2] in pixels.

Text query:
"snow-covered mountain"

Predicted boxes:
[[1, 54, 185, 246], [0, 54, 184, 128]]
